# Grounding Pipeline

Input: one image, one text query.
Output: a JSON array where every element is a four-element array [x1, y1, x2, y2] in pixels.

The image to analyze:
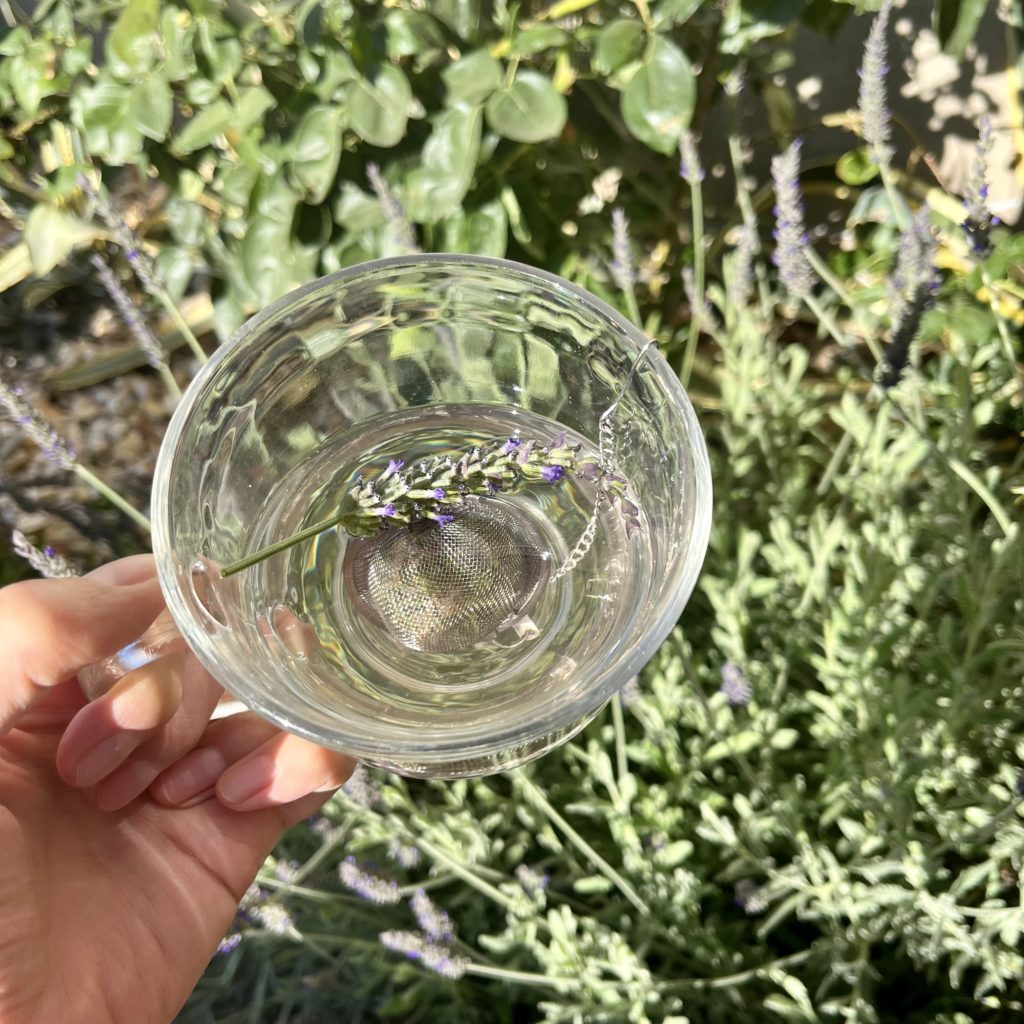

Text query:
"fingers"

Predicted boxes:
[[151, 711, 355, 814], [0, 560, 164, 734]]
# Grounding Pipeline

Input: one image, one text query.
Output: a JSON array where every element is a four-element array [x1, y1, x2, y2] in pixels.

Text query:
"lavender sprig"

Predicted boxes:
[[220, 434, 638, 577], [770, 140, 815, 300], [608, 207, 635, 294], [77, 172, 207, 364], [720, 661, 753, 708], [366, 163, 420, 255], [88, 253, 181, 398], [338, 857, 402, 905], [410, 889, 454, 942], [880, 208, 939, 387], [677, 130, 704, 186], [11, 530, 76, 578], [858, 0, 894, 166], [379, 930, 469, 980], [962, 115, 997, 258]]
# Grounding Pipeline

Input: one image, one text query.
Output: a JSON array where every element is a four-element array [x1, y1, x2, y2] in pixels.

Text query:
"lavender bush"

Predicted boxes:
[[1, 2, 1023, 1022]]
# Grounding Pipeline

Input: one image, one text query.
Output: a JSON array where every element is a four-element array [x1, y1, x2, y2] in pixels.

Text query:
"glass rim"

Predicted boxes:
[[152, 254, 713, 764]]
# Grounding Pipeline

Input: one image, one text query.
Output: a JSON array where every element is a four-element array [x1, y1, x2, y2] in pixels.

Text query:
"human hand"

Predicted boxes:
[[0, 556, 354, 1024]]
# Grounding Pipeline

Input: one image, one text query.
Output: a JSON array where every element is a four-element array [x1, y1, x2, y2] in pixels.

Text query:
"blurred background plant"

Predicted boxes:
[[1, 0, 1023, 1021]]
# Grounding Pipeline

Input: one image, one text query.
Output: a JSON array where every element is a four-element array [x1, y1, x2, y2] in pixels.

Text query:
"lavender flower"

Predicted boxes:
[[410, 889, 454, 942], [682, 266, 719, 333], [962, 115, 997, 257], [387, 839, 421, 869], [11, 530, 76, 578], [734, 879, 768, 915], [379, 930, 468, 980], [339, 857, 402, 905], [515, 864, 550, 895], [609, 207, 635, 293], [720, 662, 753, 708], [77, 173, 162, 298], [770, 141, 815, 299], [729, 220, 759, 308], [217, 932, 243, 955], [858, 0, 894, 166], [541, 464, 565, 483], [678, 130, 704, 185], [618, 676, 641, 709], [88, 254, 170, 374], [0, 378, 76, 469], [880, 208, 939, 387], [342, 764, 379, 808], [366, 163, 419, 255], [252, 902, 296, 935], [273, 859, 301, 883]]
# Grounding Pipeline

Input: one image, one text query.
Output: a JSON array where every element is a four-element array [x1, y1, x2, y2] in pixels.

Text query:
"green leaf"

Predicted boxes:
[[24, 206, 99, 276], [233, 86, 275, 134], [109, 0, 159, 71], [433, 0, 481, 40], [442, 200, 508, 257], [161, 6, 196, 81], [287, 105, 344, 204], [443, 50, 503, 105], [510, 25, 570, 56], [706, 730, 761, 763], [573, 876, 614, 894], [836, 147, 880, 186], [128, 73, 172, 142], [9, 56, 43, 116], [485, 71, 567, 143], [171, 99, 234, 155], [349, 65, 412, 148], [621, 37, 695, 154], [935, 0, 989, 59], [594, 19, 646, 74], [385, 10, 445, 59], [404, 104, 483, 223], [654, 0, 703, 27], [771, 729, 799, 750]]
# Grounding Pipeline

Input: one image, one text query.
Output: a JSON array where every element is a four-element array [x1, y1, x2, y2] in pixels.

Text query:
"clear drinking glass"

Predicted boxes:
[[123, 255, 710, 778]]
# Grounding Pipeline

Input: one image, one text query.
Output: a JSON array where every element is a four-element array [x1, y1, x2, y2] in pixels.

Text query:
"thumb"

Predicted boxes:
[[0, 568, 165, 734]]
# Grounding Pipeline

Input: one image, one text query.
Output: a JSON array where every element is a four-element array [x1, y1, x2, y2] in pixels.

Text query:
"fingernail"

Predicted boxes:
[[218, 753, 275, 807], [158, 747, 227, 806], [75, 732, 140, 787]]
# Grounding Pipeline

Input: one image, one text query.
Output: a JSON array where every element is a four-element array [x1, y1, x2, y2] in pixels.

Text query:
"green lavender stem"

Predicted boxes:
[[979, 265, 1024, 406], [680, 176, 705, 388], [73, 465, 151, 531], [156, 290, 207, 364]]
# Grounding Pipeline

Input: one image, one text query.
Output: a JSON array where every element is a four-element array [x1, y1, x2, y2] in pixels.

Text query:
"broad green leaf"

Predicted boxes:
[[349, 65, 413, 147], [442, 200, 508, 257], [334, 182, 387, 232], [171, 99, 234, 155], [594, 19, 646, 74], [9, 56, 43, 115], [442, 50, 503, 105], [721, 0, 805, 54], [936, 0, 989, 59], [161, 6, 196, 80], [404, 104, 483, 223], [154, 244, 195, 303], [69, 80, 144, 165], [510, 24, 570, 56], [385, 9, 446, 58], [233, 86, 275, 134], [184, 77, 221, 106], [485, 71, 567, 143], [836, 147, 880, 186], [109, 0, 159, 71], [0, 242, 34, 293], [654, 0, 703, 27], [24, 206, 99, 276], [621, 36, 695, 154], [287, 105, 344, 204], [128, 73, 172, 142], [433, 0, 481, 40]]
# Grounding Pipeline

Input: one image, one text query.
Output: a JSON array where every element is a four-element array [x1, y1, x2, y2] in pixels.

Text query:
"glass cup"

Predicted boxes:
[[85, 255, 712, 778]]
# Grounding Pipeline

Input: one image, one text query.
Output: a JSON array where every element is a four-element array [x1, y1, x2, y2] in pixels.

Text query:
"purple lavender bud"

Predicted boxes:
[[609, 206, 635, 293], [550, 432, 566, 450], [339, 857, 402, 905], [770, 140, 815, 299], [0, 379, 76, 469], [43, 546, 56, 558], [433, 487, 445, 500], [678, 130, 704, 185], [217, 933, 243, 955], [625, 516, 641, 538], [366, 163, 420, 255], [720, 661, 753, 708], [962, 115, 995, 257], [383, 458, 405, 480], [436, 513, 455, 526], [501, 437, 521, 454], [575, 461, 601, 482], [486, 480, 501, 494], [515, 864, 550, 895], [858, 0, 894, 166], [410, 889, 454, 942], [541, 465, 565, 483], [381, 503, 397, 517]]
